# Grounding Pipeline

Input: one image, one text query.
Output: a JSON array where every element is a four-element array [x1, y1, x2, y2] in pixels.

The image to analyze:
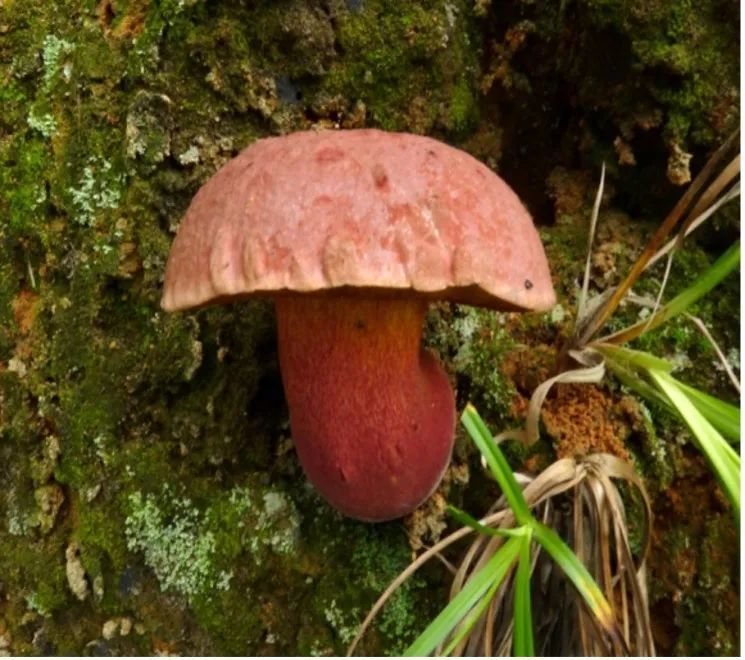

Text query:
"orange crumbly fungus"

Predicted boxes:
[[540, 383, 631, 461]]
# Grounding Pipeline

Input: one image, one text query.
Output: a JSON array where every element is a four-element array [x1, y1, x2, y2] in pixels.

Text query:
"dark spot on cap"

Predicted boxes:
[[371, 163, 389, 191], [355, 318, 366, 330], [524, 279, 533, 290]]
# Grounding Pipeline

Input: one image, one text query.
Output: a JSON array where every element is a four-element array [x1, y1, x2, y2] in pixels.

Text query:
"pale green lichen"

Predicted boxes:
[[249, 491, 300, 557], [27, 109, 56, 138], [68, 158, 123, 227], [309, 640, 335, 657], [91, 433, 115, 465], [41, 35, 74, 88], [323, 599, 362, 645], [125, 483, 299, 600], [549, 303, 567, 325], [25, 592, 50, 617], [125, 489, 226, 599], [5, 495, 34, 537], [125, 91, 173, 165], [7, 513, 31, 537], [178, 145, 200, 165]]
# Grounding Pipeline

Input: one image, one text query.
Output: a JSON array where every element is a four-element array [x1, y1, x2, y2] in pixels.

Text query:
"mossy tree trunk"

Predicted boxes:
[[0, 0, 739, 655]]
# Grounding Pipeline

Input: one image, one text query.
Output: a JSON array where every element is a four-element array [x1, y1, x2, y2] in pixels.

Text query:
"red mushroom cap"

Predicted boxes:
[[162, 129, 555, 313]]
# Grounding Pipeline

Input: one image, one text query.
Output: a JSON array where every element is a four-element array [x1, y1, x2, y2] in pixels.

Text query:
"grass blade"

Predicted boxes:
[[600, 242, 740, 345], [649, 369, 740, 514], [531, 521, 618, 639], [674, 381, 740, 443], [441, 567, 504, 656], [447, 505, 511, 538], [594, 344, 674, 372], [599, 346, 740, 443], [686, 313, 741, 395], [602, 353, 674, 411], [578, 131, 739, 344], [576, 163, 606, 326], [404, 537, 521, 656], [461, 405, 532, 524], [513, 531, 535, 656]]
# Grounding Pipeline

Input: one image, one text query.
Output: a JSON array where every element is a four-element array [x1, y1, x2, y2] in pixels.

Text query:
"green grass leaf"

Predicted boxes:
[[513, 531, 535, 656], [447, 505, 511, 538], [404, 536, 521, 656], [646, 241, 740, 329], [461, 405, 532, 524], [596, 344, 674, 372], [601, 242, 740, 344], [599, 345, 740, 444], [440, 565, 505, 656], [531, 521, 617, 633], [649, 369, 740, 514], [409, 406, 620, 656], [675, 381, 740, 443], [460, 405, 619, 643], [602, 353, 675, 411]]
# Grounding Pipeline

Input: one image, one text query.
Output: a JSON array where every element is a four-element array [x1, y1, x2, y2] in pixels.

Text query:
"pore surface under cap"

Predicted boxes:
[[162, 129, 555, 312]]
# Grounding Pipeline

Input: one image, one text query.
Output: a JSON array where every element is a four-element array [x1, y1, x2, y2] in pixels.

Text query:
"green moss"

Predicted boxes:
[[427, 305, 517, 424], [577, 0, 739, 144], [0, 135, 50, 236], [540, 216, 588, 301], [77, 501, 128, 582], [447, 75, 478, 132], [627, 400, 674, 491], [189, 587, 264, 655], [651, 511, 738, 655], [0, 533, 69, 618], [322, 0, 480, 132], [0, 82, 28, 129], [0, 243, 19, 358], [350, 527, 427, 653], [0, 0, 738, 654], [306, 523, 434, 655]]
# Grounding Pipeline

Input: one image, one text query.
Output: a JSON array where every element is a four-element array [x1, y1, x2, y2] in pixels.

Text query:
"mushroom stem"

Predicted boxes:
[[275, 295, 455, 522]]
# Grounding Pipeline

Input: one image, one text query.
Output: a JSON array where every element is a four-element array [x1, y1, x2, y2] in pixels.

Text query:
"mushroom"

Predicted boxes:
[[161, 129, 555, 522]]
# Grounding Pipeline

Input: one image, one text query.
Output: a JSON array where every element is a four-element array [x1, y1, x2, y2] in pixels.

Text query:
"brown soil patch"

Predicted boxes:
[[546, 167, 594, 217], [11, 290, 39, 335], [114, 9, 147, 40], [501, 344, 554, 395], [97, 0, 148, 40]]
